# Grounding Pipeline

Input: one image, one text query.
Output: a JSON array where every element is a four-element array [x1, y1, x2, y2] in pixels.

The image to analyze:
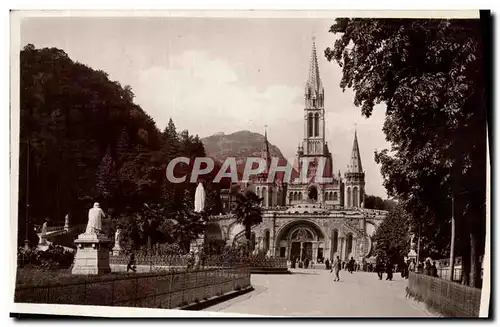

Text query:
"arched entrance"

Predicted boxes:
[[289, 227, 314, 261], [205, 223, 223, 241], [275, 220, 325, 261]]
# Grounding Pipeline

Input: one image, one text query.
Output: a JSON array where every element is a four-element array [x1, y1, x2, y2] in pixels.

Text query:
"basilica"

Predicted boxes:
[[208, 40, 387, 264]]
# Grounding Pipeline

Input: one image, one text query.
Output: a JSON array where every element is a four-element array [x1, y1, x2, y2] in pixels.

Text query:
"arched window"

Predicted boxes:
[[299, 192, 303, 201], [333, 192, 338, 201], [264, 230, 270, 252], [347, 187, 351, 207], [353, 187, 359, 208], [262, 188, 267, 206], [332, 230, 338, 253], [314, 113, 319, 137], [307, 113, 313, 137], [346, 234, 353, 256], [269, 187, 274, 207]]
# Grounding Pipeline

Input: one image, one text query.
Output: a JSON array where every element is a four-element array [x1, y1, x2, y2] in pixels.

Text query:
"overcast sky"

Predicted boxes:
[[21, 16, 391, 198]]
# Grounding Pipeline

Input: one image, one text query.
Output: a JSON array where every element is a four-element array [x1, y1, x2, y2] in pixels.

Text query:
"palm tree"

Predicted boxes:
[[233, 190, 263, 253]]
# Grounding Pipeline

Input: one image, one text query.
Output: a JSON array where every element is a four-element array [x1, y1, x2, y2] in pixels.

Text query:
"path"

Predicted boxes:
[[205, 268, 435, 317]]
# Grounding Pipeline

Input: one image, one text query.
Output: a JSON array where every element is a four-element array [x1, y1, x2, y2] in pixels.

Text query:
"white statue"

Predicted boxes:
[[114, 229, 121, 247], [194, 182, 206, 213], [410, 234, 416, 250], [85, 202, 105, 234], [64, 214, 70, 231], [41, 221, 48, 235], [39, 221, 48, 245]]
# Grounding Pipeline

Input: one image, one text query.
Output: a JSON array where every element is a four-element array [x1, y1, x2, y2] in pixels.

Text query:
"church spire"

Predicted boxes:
[[262, 125, 271, 171], [306, 37, 323, 95], [348, 130, 363, 173]]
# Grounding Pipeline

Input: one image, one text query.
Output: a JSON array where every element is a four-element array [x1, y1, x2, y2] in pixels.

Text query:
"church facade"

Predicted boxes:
[[208, 40, 387, 264]]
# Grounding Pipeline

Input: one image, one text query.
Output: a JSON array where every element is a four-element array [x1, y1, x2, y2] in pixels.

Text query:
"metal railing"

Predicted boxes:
[[407, 272, 481, 317], [15, 265, 251, 309], [436, 266, 463, 282], [109, 253, 288, 270]]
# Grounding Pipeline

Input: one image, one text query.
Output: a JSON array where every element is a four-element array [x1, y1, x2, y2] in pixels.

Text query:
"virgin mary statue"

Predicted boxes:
[[194, 182, 206, 213]]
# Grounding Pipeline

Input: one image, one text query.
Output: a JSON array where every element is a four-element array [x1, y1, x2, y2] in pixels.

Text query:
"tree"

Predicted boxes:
[[326, 19, 486, 287], [364, 194, 396, 211], [96, 147, 118, 207], [233, 190, 263, 252], [18, 45, 223, 249], [372, 204, 410, 265], [170, 210, 208, 252]]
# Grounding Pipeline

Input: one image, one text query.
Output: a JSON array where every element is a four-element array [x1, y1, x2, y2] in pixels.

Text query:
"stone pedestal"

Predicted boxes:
[[112, 246, 122, 256], [72, 233, 112, 275], [38, 234, 47, 246], [408, 249, 417, 262]]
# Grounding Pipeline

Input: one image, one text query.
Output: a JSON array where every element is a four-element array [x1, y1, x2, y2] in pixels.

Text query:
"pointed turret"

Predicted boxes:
[[344, 130, 365, 208], [348, 130, 363, 173]]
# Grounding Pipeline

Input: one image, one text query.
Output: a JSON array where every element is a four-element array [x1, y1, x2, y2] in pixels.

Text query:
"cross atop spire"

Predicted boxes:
[[306, 37, 323, 95]]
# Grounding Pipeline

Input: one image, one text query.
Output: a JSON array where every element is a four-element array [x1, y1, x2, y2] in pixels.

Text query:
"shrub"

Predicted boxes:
[[17, 245, 75, 270]]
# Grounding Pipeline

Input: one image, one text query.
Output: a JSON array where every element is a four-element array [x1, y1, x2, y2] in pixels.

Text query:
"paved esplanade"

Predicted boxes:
[[205, 268, 434, 317]]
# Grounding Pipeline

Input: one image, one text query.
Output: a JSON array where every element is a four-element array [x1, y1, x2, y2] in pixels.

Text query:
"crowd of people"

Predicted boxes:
[[286, 255, 443, 283]]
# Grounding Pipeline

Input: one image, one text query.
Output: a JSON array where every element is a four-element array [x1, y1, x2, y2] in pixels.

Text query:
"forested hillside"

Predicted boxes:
[[18, 44, 221, 249]]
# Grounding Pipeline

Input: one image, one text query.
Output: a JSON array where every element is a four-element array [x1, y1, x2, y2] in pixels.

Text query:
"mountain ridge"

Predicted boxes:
[[201, 130, 286, 165]]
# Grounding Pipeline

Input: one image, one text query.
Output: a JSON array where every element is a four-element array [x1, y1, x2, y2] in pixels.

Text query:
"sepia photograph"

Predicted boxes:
[[10, 10, 490, 318]]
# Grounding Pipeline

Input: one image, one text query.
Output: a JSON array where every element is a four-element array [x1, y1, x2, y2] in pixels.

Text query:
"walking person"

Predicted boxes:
[[331, 255, 341, 282], [127, 252, 136, 273], [430, 261, 438, 277], [349, 257, 355, 274], [376, 259, 384, 280], [386, 258, 394, 281]]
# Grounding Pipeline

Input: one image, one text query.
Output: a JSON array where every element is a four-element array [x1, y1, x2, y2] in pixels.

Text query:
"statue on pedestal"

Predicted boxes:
[[114, 229, 121, 246], [85, 203, 105, 234], [64, 214, 70, 232], [112, 228, 122, 255], [72, 202, 112, 275], [39, 221, 48, 245], [407, 234, 417, 261]]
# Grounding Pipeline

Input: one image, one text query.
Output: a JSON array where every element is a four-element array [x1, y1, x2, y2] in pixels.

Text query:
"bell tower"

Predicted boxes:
[[344, 130, 365, 208], [303, 37, 325, 157]]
